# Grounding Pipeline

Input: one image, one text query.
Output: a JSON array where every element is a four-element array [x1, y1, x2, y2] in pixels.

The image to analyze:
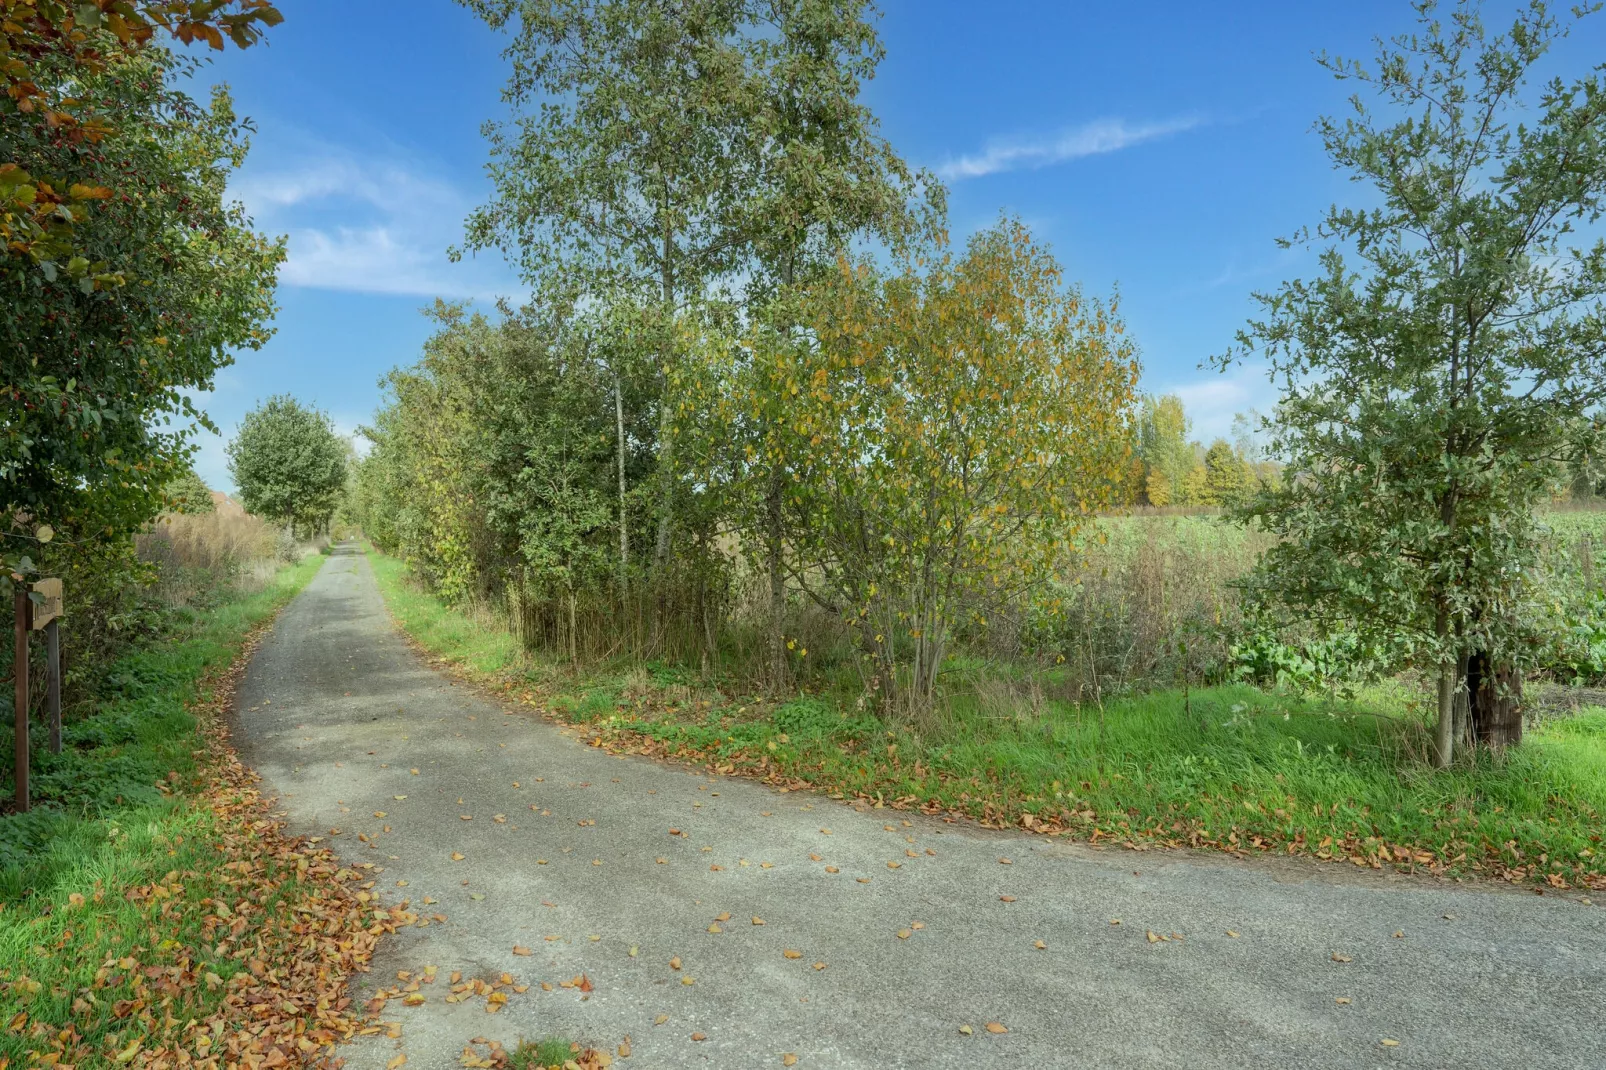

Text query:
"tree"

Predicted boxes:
[[2, 2, 282, 591], [1133, 394, 1194, 506], [778, 220, 1138, 714], [1202, 439, 1250, 506], [457, 0, 765, 589], [164, 467, 215, 514], [1221, 0, 1606, 763], [228, 396, 348, 536]]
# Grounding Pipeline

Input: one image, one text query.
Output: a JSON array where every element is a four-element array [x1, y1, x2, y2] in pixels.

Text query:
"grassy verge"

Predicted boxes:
[[1, 554, 415, 1068], [368, 546, 1606, 894]]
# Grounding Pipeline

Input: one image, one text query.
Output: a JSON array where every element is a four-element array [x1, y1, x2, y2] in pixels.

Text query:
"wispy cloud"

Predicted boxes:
[[938, 115, 1205, 181], [231, 147, 522, 301], [1153, 361, 1276, 444]]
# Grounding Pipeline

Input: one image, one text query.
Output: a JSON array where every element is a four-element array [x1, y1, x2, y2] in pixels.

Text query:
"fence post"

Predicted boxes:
[[12, 587, 28, 813], [46, 617, 61, 755]]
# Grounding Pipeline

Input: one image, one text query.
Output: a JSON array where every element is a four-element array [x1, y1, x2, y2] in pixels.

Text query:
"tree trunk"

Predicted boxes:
[[614, 371, 629, 587], [1467, 649, 1522, 747], [765, 471, 787, 692]]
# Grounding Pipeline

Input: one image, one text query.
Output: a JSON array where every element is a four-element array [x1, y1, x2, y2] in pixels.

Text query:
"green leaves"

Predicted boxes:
[[227, 397, 349, 536], [1223, 0, 1606, 760]]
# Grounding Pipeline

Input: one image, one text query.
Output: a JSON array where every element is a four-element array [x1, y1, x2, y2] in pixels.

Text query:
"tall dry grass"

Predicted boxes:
[[135, 511, 293, 603]]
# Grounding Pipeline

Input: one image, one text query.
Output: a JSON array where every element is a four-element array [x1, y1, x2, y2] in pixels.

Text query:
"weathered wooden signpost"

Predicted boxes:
[[10, 578, 63, 813]]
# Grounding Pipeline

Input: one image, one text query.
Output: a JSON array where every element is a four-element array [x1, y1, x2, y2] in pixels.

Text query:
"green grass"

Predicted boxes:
[[510, 1037, 589, 1069], [0, 554, 326, 1065], [366, 544, 1606, 891]]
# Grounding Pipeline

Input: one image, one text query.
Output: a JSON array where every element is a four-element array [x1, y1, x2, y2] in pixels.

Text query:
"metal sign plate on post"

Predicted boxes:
[[31, 578, 62, 630]]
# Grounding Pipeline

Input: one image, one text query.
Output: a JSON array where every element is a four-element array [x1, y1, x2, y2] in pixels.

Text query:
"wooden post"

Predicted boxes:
[[46, 618, 61, 755], [12, 587, 28, 813]]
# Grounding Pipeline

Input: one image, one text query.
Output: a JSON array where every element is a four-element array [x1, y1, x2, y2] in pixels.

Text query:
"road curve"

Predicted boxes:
[[233, 547, 1606, 1069]]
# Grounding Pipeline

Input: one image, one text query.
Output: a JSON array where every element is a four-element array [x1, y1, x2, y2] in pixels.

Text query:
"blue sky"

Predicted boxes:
[[188, 0, 1603, 491]]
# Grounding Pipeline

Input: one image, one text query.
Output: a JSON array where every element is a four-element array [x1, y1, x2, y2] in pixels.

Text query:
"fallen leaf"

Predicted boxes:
[[1226, 930, 1240, 938], [451, 852, 465, 861], [708, 923, 723, 933], [410, 768, 420, 775], [512, 946, 532, 956], [782, 1054, 797, 1066], [999, 895, 1016, 903], [897, 929, 912, 940], [752, 916, 765, 925], [1146, 931, 1161, 943], [1034, 940, 1046, 950], [783, 949, 803, 959], [825, 866, 839, 874], [1381, 1039, 1399, 1047], [681, 976, 695, 986], [985, 1022, 1008, 1034], [1335, 997, 1351, 1005], [619, 1038, 633, 1058], [655, 1014, 669, 1025], [959, 1025, 973, 1036], [670, 957, 682, 970], [691, 1033, 707, 1042], [715, 912, 731, 922], [997, 857, 1013, 865], [1393, 930, 1404, 939], [387, 1056, 407, 1070], [1331, 953, 1353, 963], [887, 861, 902, 870], [812, 961, 826, 970]]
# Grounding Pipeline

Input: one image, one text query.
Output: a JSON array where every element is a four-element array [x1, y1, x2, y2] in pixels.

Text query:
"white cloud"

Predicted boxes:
[[1153, 361, 1278, 445], [231, 148, 523, 300], [938, 115, 1204, 181]]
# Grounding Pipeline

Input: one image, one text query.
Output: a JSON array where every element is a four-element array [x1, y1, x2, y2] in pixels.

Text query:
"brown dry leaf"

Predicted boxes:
[[897, 929, 912, 940], [460, 815, 473, 821], [1110, 919, 1121, 926], [410, 768, 420, 775], [451, 852, 465, 861], [997, 857, 1013, 865], [619, 1037, 633, 1058], [1335, 997, 1352, 1005], [812, 961, 827, 970], [1034, 940, 1046, 950], [809, 853, 823, 862], [387, 1055, 407, 1070], [715, 912, 731, 922], [707, 923, 723, 933], [958, 1025, 973, 1036], [1226, 930, 1240, 938], [681, 976, 696, 986], [825, 866, 840, 874], [1146, 930, 1161, 943], [783, 949, 803, 959], [1331, 953, 1353, 963], [752, 916, 766, 926], [1381, 1039, 1399, 1047], [710, 864, 724, 871], [999, 895, 1016, 903], [512, 946, 533, 956], [691, 1032, 708, 1042], [855, 877, 871, 884], [985, 1022, 1008, 1034], [782, 1054, 798, 1066], [886, 861, 902, 870], [655, 1014, 669, 1025], [1393, 930, 1404, 939], [670, 956, 682, 969]]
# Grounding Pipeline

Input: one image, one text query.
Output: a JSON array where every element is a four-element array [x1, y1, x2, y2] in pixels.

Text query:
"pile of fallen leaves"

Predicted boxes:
[[1, 623, 414, 1069]]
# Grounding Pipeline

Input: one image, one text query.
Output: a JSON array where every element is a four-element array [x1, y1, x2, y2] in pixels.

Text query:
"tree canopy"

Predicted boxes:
[[1222, 0, 1606, 762], [228, 396, 348, 536]]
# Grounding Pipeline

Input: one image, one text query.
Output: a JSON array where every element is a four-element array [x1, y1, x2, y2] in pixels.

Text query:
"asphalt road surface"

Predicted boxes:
[[234, 547, 1606, 1069]]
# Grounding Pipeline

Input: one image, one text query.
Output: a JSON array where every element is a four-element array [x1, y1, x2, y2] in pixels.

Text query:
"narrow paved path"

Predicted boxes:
[[235, 548, 1606, 1069]]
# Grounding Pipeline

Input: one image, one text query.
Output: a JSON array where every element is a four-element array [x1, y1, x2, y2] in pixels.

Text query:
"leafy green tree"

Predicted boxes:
[[164, 467, 215, 514], [2, 3, 281, 592], [1202, 439, 1250, 506], [1221, 0, 1606, 763], [227, 396, 348, 537]]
